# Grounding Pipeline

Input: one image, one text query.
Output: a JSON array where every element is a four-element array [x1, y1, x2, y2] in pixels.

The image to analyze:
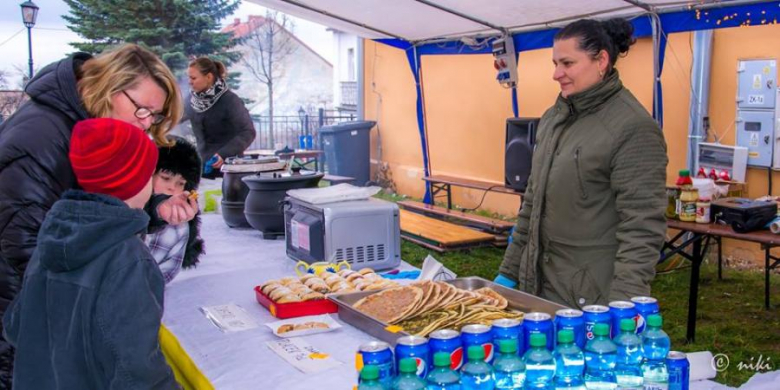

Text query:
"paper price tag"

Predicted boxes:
[[267, 337, 342, 374]]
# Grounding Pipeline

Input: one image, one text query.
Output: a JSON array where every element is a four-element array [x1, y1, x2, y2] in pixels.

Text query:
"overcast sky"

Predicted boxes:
[[0, 0, 334, 88]]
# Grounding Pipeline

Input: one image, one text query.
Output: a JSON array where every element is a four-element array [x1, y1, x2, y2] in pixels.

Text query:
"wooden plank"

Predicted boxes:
[[398, 200, 514, 233], [400, 210, 495, 247], [423, 174, 523, 196]]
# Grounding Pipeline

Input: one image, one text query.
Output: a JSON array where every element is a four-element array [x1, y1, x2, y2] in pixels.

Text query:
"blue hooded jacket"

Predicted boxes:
[[2, 190, 178, 389]]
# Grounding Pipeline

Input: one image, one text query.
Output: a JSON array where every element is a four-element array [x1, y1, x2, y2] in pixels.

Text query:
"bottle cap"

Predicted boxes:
[[498, 339, 518, 354], [399, 358, 417, 373], [557, 329, 574, 344], [593, 323, 610, 337], [433, 352, 451, 368], [529, 333, 547, 347], [647, 314, 663, 327], [620, 318, 636, 332], [680, 169, 690, 176], [361, 365, 379, 380], [467, 345, 485, 360]]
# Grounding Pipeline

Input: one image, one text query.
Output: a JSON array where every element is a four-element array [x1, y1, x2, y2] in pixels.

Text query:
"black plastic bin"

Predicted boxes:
[[319, 120, 376, 186]]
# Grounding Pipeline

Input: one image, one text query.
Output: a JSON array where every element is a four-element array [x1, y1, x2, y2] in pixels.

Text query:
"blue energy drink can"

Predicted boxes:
[[461, 324, 494, 364], [522, 312, 555, 350], [582, 305, 611, 341], [554, 308, 585, 349], [491, 318, 523, 355], [395, 336, 430, 379], [667, 351, 690, 390], [608, 301, 638, 338], [631, 296, 660, 334], [356, 341, 394, 387]]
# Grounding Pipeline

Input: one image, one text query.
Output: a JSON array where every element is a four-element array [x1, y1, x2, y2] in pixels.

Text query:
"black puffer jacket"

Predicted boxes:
[[0, 53, 92, 388], [184, 90, 256, 169]]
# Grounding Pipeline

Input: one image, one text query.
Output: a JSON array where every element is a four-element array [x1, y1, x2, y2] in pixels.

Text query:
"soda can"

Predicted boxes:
[[522, 312, 555, 351], [429, 329, 464, 371], [491, 318, 523, 355], [554, 308, 585, 349], [582, 305, 611, 341], [395, 335, 430, 379], [667, 351, 690, 390], [631, 296, 660, 334], [356, 341, 394, 386], [608, 301, 638, 338], [461, 324, 494, 364]]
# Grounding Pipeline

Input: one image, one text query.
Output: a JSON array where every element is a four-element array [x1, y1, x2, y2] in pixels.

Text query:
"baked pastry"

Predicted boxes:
[[277, 324, 296, 334]]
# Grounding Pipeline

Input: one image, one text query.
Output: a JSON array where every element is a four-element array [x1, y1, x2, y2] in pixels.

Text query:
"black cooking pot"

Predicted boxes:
[[221, 156, 286, 228], [242, 170, 324, 238]]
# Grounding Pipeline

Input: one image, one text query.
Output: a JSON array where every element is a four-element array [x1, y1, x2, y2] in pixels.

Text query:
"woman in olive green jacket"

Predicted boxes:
[[495, 18, 668, 309]]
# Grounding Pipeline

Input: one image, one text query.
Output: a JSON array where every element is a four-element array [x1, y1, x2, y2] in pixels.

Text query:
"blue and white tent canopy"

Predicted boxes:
[[246, 0, 776, 43]]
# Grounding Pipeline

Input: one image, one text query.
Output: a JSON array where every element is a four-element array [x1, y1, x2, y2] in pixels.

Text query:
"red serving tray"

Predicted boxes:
[[254, 286, 339, 319]]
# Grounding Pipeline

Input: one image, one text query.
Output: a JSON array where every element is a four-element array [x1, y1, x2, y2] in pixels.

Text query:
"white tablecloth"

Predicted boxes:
[[163, 214, 413, 389], [164, 214, 774, 389]]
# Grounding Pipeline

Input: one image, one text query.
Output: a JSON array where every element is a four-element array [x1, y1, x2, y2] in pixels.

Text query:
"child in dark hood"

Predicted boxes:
[[146, 136, 205, 283], [3, 118, 178, 389]]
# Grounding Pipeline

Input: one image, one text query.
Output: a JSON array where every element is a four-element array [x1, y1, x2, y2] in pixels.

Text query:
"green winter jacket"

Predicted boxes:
[[499, 70, 667, 309]]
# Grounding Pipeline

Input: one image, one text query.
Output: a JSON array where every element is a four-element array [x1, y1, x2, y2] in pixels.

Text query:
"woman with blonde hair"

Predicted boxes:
[[185, 57, 255, 177], [0, 43, 197, 386]]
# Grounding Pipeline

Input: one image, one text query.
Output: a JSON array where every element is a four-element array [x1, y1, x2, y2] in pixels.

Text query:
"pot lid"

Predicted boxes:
[[242, 170, 324, 183]]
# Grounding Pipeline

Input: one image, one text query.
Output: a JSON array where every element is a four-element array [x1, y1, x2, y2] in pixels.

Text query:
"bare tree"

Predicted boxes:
[[240, 11, 297, 147]]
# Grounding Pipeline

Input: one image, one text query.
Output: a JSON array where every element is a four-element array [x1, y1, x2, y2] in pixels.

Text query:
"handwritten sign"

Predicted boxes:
[[267, 337, 342, 374]]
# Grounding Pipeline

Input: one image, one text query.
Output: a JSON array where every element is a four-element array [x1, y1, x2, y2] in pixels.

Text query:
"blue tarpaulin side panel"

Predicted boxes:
[[405, 48, 433, 204]]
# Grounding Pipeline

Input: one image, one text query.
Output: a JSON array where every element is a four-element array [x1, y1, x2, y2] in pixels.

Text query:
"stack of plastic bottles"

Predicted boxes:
[[357, 313, 688, 390]]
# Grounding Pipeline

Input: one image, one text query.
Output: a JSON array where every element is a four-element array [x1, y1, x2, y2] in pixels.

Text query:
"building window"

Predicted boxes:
[[347, 48, 356, 81]]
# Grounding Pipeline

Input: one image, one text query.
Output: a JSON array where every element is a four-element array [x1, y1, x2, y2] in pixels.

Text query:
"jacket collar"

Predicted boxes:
[[555, 69, 623, 116]]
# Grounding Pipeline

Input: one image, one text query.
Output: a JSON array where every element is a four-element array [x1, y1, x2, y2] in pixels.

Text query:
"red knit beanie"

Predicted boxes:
[[70, 118, 159, 201]]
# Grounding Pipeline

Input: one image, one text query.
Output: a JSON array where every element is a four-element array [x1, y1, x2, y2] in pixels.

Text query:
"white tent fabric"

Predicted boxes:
[[245, 0, 742, 41]]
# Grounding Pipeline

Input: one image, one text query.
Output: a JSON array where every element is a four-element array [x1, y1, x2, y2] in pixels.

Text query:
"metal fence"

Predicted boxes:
[[248, 108, 356, 151]]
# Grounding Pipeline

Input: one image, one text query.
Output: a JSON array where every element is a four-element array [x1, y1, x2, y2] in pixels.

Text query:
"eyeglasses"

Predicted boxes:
[[121, 90, 166, 125]]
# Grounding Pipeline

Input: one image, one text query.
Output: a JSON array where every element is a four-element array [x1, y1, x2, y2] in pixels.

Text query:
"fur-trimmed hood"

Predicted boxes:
[[157, 137, 205, 269]]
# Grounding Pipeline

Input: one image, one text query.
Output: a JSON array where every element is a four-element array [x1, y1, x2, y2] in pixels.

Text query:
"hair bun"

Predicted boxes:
[[601, 18, 635, 55]]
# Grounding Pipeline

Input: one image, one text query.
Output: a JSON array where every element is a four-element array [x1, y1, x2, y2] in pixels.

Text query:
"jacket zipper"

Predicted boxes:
[[574, 147, 588, 199]]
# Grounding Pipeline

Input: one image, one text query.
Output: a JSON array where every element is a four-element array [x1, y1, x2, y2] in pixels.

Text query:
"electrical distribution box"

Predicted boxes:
[[492, 36, 517, 87], [735, 59, 777, 167]]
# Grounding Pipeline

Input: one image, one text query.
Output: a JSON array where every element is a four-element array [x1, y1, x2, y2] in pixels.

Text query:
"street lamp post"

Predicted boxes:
[[20, 1, 39, 80]]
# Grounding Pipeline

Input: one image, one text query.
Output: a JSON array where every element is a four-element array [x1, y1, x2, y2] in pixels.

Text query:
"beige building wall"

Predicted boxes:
[[364, 23, 780, 266]]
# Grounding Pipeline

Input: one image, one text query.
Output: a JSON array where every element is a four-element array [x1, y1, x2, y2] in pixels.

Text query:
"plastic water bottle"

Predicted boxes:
[[584, 323, 617, 390], [641, 315, 670, 390], [426, 352, 461, 390], [614, 319, 644, 390], [393, 358, 427, 390], [461, 346, 495, 390], [493, 339, 525, 389], [553, 330, 585, 390], [523, 333, 555, 389], [360, 365, 388, 390]]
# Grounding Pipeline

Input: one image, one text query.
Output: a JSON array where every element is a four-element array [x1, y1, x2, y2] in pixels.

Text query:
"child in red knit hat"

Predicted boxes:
[[3, 118, 179, 389]]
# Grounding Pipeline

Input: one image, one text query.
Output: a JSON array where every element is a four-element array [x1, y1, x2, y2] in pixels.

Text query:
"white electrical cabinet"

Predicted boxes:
[[491, 36, 517, 88], [735, 59, 777, 168]]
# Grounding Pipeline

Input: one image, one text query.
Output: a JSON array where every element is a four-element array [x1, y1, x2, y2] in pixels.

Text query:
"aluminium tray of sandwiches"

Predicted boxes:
[[327, 276, 567, 345]]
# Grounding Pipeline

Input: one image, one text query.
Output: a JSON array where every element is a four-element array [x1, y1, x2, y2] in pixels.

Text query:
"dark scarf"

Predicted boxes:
[[190, 77, 228, 113]]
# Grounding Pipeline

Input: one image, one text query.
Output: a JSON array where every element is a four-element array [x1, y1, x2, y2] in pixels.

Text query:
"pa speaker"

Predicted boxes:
[[505, 117, 539, 192]]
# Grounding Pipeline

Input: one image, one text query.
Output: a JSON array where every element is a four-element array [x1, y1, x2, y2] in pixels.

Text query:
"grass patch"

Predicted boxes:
[[376, 191, 779, 386]]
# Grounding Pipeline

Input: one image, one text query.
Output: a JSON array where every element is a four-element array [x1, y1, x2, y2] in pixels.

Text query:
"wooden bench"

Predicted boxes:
[[322, 174, 356, 185], [398, 200, 514, 234], [399, 210, 496, 252], [423, 174, 523, 209]]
